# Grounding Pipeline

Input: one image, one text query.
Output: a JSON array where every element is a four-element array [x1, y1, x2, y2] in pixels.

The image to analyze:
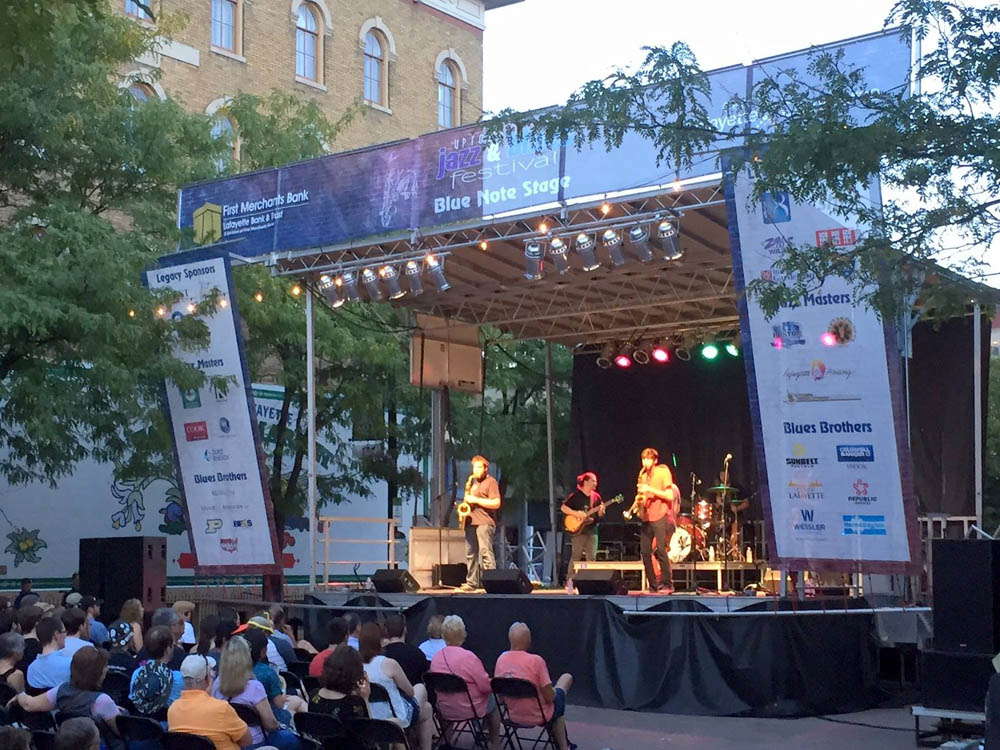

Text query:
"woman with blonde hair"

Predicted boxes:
[[117, 599, 144, 652], [210, 635, 300, 750]]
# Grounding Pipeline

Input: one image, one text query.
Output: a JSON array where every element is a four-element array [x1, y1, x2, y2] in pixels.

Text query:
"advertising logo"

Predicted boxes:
[[219, 537, 239, 553], [184, 421, 209, 442], [785, 443, 819, 467], [179, 387, 201, 409], [193, 202, 223, 245], [212, 380, 232, 402], [771, 321, 805, 347], [762, 236, 794, 257], [762, 191, 792, 224], [205, 518, 223, 534], [784, 421, 873, 434], [787, 478, 824, 501], [785, 360, 860, 404], [837, 444, 875, 463], [202, 448, 231, 464], [847, 479, 878, 505], [233, 519, 254, 528], [218, 417, 231, 434], [842, 514, 887, 536], [792, 508, 826, 534], [815, 228, 857, 247], [826, 317, 855, 346]]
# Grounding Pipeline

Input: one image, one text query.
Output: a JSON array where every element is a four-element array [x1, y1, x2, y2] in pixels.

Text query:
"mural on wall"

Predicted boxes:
[[5, 524, 47, 567]]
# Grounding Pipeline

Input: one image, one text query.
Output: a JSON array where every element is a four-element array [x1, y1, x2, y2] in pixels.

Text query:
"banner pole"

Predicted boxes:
[[974, 303, 983, 527], [306, 288, 318, 592], [545, 343, 557, 585]]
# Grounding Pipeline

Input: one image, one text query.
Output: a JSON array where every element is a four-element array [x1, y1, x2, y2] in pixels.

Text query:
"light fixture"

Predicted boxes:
[[404, 260, 424, 296], [478, 240, 488, 251], [600, 202, 611, 216], [186, 302, 197, 314], [675, 346, 691, 361], [596, 343, 614, 369], [379, 265, 406, 300], [253, 292, 264, 303], [523, 241, 545, 281], [652, 219, 682, 260], [425, 254, 451, 292], [625, 225, 654, 263], [614, 350, 633, 369], [651, 342, 670, 363], [633, 342, 650, 365], [156, 306, 167, 317], [574, 233, 601, 272], [218, 297, 228, 309], [601, 228, 625, 267], [725, 342, 740, 357], [361, 268, 384, 301], [548, 237, 570, 274], [538, 220, 549, 234], [318, 274, 343, 308], [700, 342, 720, 360], [339, 272, 361, 302], [290, 283, 302, 297], [128, 309, 136, 318]]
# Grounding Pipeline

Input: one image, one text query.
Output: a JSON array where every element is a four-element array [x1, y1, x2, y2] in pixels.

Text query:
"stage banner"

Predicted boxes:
[[145, 249, 281, 574], [724, 169, 918, 572]]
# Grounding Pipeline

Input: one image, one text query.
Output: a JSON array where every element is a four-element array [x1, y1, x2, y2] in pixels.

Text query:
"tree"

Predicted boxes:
[[490, 0, 1000, 319]]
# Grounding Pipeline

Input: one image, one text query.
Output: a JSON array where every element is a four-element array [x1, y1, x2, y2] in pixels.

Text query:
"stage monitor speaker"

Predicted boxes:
[[482, 569, 533, 595], [574, 569, 624, 595], [79, 537, 166, 622], [371, 569, 420, 594], [919, 649, 994, 710], [932, 539, 1000, 653], [433, 563, 467, 588]]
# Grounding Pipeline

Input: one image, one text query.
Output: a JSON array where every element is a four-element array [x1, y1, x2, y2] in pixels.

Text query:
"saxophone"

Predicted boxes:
[[456, 476, 474, 528], [623, 470, 649, 521]]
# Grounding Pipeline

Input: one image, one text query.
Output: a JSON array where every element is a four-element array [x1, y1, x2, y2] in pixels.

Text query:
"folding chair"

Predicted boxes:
[[423, 671, 490, 749], [229, 702, 263, 729], [163, 732, 215, 750], [0, 683, 17, 704], [347, 717, 411, 750], [117, 715, 166, 750], [294, 648, 315, 662], [7, 701, 56, 731], [294, 711, 352, 749], [101, 671, 132, 706], [31, 731, 56, 750], [288, 661, 312, 680], [367, 681, 397, 719], [281, 669, 309, 700], [490, 677, 562, 750]]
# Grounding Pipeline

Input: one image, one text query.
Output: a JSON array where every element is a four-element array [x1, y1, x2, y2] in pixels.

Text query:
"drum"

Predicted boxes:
[[668, 526, 693, 563], [694, 499, 713, 528]]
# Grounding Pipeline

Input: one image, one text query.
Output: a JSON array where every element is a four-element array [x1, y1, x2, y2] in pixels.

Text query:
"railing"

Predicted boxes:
[[317, 516, 399, 587]]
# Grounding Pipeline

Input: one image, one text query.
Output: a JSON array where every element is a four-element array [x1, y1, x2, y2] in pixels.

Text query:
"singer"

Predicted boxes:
[[633, 448, 680, 593], [459, 455, 502, 591]]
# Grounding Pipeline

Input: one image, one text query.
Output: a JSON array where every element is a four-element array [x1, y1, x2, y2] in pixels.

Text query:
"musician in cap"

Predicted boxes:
[[631, 448, 679, 593], [561, 472, 604, 569], [459, 455, 501, 592]]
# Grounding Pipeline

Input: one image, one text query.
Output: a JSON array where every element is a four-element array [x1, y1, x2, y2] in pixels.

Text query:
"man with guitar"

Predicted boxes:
[[561, 472, 604, 566], [459, 455, 501, 592], [631, 448, 680, 593]]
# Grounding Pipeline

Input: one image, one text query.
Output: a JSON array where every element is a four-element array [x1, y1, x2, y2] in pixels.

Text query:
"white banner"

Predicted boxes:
[[146, 251, 279, 573], [727, 172, 917, 570]]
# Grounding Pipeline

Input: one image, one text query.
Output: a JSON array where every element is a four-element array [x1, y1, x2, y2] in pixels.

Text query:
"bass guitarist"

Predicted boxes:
[[630, 448, 679, 594], [561, 472, 604, 567]]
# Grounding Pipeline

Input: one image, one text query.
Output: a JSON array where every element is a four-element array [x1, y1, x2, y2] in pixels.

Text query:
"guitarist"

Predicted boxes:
[[459, 455, 502, 592], [561, 472, 604, 567], [634, 448, 680, 594]]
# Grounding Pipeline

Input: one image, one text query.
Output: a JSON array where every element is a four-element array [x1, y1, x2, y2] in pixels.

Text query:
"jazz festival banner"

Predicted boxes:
[[146, 250, 281, 574]]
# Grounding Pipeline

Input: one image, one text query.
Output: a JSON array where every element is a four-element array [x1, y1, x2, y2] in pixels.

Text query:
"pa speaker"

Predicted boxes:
[[482, 569, 533, 595], [80, 537, 166, 622], [433, 563, 467, 587], [371, 569, 420, 593], [919, 649, 994, 710], [574, 569, 624, 595], [932, 539, 1000, 653]]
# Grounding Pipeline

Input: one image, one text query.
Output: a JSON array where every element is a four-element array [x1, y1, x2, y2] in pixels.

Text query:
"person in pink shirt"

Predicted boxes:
[[494, 622, 574, 750], [428, 615, 500, 748]]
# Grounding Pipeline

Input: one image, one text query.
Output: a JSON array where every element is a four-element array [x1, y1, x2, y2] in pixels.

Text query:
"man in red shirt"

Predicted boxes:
[[459, 455, 501, 592], [494, 622, 573, 750], [633, 448, 679, 593]]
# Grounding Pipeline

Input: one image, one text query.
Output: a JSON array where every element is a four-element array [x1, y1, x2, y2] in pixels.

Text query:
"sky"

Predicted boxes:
[[482, 0, 999, 285]]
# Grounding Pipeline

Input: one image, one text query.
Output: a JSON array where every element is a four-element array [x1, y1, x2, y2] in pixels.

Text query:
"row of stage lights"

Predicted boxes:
[[597, 340, 740, 369], [316, 254, 451, 307]]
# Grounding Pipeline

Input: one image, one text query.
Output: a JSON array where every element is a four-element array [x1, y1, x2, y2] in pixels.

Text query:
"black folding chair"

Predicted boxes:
[[7, 702, 56, 731], [0, 682, 17, 705], [423, 671, 490, 749], [31, 731, 56, 750], [163, 731, 216, 750], [367, 681, 397, 719], [229, 702, 263, 729], [347, 717, 411, 750], [303, 675, 320, 695], [101, 671, 132, 706], [281, 669, 308, 700], [288, 661, 312, 680], [117, 715, 166, 750], [294, 648, 315, 662], [294, 711, 352, 749], [490, 677, 562, 750]]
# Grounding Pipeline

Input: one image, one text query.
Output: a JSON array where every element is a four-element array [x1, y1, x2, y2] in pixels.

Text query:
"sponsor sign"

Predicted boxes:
[[837, 444, 875, 462], [842, 514, 887, 535]]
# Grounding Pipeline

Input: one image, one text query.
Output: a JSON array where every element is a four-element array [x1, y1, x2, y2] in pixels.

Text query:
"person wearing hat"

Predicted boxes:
[[80, 597, 108, 649], [168, 653, 252, 749], [233, 617, 287, 672], [173, 601, 197, 650], [105, 622, 138, 678]]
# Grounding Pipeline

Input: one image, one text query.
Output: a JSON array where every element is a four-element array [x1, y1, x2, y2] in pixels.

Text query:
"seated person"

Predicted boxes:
[[309, 617, 349, 678], [168, 653, 251, 750], [265, 606, 300, 666], [243, 627, 306, 721], [129, 625, 182, 715], [54, 717, 101, 750], [173, 601, 198, 651], [233, 617, 287, 672], [308, 644, 370, 721], [136, 608, 186, 670], [418, 615, 446, 661], [26, 616, 70, 691], [105, 621, 138, 678], [494, 622, 574, 750], [0, 632, 26, 694], [14, 605, 43, 675], [60, 607, 91, 658], [0, 727, 30, 750], [382, 613, 429, 687]]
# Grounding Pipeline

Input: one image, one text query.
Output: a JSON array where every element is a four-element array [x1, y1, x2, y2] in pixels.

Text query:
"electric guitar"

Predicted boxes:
[[563, 494, 623, 534]]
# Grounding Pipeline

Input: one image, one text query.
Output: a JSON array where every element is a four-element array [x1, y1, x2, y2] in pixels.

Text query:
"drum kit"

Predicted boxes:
[[667, 471, 748, 564]]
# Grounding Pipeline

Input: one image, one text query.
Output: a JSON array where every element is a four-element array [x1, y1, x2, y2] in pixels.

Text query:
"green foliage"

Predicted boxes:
[[985, 357, 1000, 530]]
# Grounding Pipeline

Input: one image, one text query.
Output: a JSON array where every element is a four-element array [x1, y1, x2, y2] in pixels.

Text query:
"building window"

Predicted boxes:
[[211, 0, 240, 52], [437, 59, 459, 128], [295, 4, 320, 82], [210, 114, 239, 172], [124, 0, 153, 21], [363, 31, 387, 107], [127, 82, 156, 102]]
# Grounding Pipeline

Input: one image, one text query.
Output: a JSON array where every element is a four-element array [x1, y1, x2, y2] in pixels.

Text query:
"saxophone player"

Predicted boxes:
[[459, 455, 501, 592], [631, 448, 679, 593]]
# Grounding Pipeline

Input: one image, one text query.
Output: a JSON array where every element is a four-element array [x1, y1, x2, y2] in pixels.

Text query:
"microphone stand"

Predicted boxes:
[[721, 455, 732, 594]]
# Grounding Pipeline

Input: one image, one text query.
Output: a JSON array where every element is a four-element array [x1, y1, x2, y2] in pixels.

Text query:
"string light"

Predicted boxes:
[[156, 306, 167, 317], [186, 302, 196, 314], [290, 284, 302, 297], [218, 298, 228, 308], [254, 292, 264, 303], [128, 309, 136, 318]]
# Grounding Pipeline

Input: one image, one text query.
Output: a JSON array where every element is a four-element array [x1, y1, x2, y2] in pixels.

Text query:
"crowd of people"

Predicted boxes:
[[0, 580, 575, 750]]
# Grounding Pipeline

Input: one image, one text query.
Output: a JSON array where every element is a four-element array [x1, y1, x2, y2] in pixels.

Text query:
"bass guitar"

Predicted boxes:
[[563, 494, 623, 534]]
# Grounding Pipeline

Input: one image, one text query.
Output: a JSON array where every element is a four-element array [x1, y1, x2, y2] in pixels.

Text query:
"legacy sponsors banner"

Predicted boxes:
[[178, 31, 909, 258], [725, 171, 918, 572], [146, 250, 280, 574]]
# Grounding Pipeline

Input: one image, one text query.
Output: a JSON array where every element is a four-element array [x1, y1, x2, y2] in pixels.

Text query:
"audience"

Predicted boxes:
[[0, 632, 26, 693], [80, 596, 108, 648], [495, 621, 574, 750], [61, 573, 81, 606], [418, 614, 446, 661], [308, 644, 370, 721], [15, 646, 122, 732], [0, 726, 31, 750], [14, 605, 42, 675], [244, 626, 306, 720], [12, 578, 33, 610], [196, 614, 220, 656], [266, 606, 298, 666], [27, 616, 70, 690], [118, 598, 145, 653], [168, 653, 252, 749], [345, 614, 361, 650], [359, 621, 434, 750], [308, 617, 349, 678], [54, 717, 101, 750], [129, 625, 182, 715], [174, 600, 197, 649], [212, 635, 300, 750], [137, 607, 186, 669], [234, 616, 287, 671], [382, 613, 430, 686], [208, 617, 236, 662], [429, 614, 501, 748], [61, 607, 90, 657], [106, 621, 138, 677]]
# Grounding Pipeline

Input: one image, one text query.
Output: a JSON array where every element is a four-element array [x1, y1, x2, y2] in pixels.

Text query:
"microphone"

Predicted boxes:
[[724, 453, 733, 463]]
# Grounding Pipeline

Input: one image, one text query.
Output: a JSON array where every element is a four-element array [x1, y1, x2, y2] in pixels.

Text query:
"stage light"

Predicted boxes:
[[700, 343, 719, 360], [424, 254, 451, 292], [361, 268, 384, 301], [651, 344, 670, 363], [725, 342, 739, 357], [339, 271, 361, 302], [574, 233, 601, 272], [675, 346, 691, 361], [378, 265, 405, 300], [548, 237, 570, 274], [625, 225, 654, 263], [524, 241, 545, 281], [404, 260, 424, 296], [614, 352, 633, 368], [318, 274, 344, 308], [601, 228, 625, 267], [596, 343, 614, 369], [538, 221, 549, 234], [600, 202, 611, 216], [652, 220, 683, 261], [633, 343, 650, 365], [478, 240, 488, 251], [820, 331, 837, 347]]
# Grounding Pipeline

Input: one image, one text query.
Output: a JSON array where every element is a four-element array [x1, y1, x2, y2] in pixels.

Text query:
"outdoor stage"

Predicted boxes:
[[304, 588, 929, 718]]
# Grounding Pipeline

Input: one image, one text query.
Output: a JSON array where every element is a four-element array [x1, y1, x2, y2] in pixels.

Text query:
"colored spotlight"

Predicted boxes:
[[725, 343, 739, 357], [614, 353, 633, 369], [651, 346, 670, 363], [700, 343, 719, 360]]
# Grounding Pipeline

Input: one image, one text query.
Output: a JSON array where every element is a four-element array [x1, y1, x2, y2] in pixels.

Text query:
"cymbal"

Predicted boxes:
[[706, 484, 739, 493]]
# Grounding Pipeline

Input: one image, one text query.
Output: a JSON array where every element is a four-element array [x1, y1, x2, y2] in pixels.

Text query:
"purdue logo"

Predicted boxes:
[[193, 202, 222, 245]]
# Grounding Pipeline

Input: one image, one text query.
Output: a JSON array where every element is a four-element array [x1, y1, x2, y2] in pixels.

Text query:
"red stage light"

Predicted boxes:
[[614, 353, 632, 368], [651, 347, 670, 363], [820, 332, 837, 347]]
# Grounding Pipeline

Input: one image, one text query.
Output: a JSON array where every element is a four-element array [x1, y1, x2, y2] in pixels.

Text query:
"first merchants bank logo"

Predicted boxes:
[[193, 203, 222, 245]]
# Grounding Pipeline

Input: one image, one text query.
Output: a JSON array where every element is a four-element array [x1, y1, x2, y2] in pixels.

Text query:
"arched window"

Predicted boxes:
[[127, 82, 156, 102], [295, 4, 320, 82], [124, 0, 153, 21], [437, 59, 459, 129], [211, 0, 240, 52], [363, 31, 387, 106], [211, 114, 239, 172]]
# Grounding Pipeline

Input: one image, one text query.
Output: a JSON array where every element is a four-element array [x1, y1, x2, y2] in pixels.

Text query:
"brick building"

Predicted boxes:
[[120, 0, 521, 152]]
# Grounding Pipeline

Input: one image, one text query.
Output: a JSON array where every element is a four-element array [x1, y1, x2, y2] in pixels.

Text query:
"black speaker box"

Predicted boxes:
[[482, 569, 533, 594], [919, 648, 995, 710], [932, 539, 1000, 653], [574, 569, 624, 595], [371, 569, 420, 593], [433, 563, 467, 587], [79, 537, 166, 622]]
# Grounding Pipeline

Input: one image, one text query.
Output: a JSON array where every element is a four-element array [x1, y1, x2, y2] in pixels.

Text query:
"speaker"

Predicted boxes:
[[574, 569, 624, 595], [482, 569, 533, 595], [79, 537, 166, 621], [433, 563, 467, 587], [932, 539, 1000, 653], [919, 649, 994, 710], [371, 569, 420, 593]]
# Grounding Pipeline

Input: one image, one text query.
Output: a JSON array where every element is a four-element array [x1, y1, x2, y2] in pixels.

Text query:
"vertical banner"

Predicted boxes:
[[725, 168, 918, 572], [146, 249, 281, 574]]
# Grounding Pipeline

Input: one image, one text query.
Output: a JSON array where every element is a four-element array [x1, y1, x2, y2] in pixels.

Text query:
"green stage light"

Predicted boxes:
[[725, 342, 739, 357], [700, 343, 719, 360]]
